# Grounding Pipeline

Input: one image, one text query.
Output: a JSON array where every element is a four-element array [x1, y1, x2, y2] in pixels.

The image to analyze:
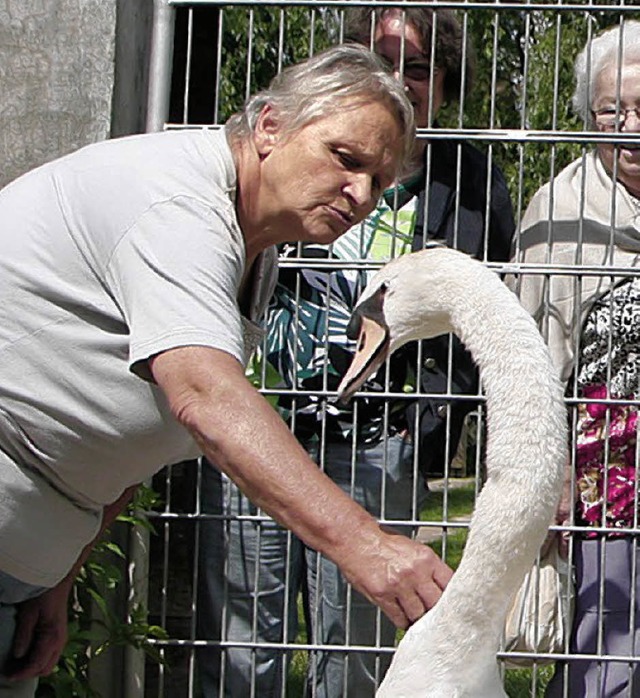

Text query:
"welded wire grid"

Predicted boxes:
[[141, 1, 640, 697]]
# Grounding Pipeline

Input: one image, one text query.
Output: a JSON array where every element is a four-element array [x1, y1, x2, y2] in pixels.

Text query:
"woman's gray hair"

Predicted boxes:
[[573, 20, 640, 126], [226, 44, 415, 174]]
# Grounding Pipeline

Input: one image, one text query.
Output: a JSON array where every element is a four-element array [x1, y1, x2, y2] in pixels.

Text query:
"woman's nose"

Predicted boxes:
[[345, 174, 373, 208]]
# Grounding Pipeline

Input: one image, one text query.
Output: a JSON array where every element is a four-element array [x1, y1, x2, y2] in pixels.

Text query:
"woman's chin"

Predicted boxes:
[[618, 169, 640, 197], [290, 227, 345, 246]]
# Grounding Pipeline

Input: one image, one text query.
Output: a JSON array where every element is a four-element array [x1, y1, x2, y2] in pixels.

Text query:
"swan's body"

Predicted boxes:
[[337, 245, 567, 698]]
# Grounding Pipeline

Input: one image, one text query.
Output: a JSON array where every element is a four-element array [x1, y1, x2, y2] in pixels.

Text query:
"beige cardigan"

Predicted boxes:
[[511, 151, 640, 383]]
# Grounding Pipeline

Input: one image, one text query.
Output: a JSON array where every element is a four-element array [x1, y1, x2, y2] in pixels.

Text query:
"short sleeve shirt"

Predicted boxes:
[[0, 128, 276, 585]]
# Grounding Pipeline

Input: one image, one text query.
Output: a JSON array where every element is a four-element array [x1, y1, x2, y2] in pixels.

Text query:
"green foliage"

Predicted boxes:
[[36, 487, 166, 698], [445, 6, 625, 208], [217, 5, 338, 121], [504, 664, 554, 697]]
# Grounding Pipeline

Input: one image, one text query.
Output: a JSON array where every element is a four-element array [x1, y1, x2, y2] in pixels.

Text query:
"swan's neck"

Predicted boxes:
[[432, 269, 566, 648], [379, 259, 567, 695]]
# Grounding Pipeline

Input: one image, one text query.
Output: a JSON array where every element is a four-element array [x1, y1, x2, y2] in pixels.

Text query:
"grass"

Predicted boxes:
[[287, 479, 553, 696], [419, 480, 477, 568]]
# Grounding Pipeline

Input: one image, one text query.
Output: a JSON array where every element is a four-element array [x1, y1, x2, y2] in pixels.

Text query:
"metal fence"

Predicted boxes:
[[138, 1, 640, 696]]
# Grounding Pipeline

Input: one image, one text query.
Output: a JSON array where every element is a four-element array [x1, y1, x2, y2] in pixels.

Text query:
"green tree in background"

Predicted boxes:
[[216, 5, 337, 122], [452, 5, 625, 208]]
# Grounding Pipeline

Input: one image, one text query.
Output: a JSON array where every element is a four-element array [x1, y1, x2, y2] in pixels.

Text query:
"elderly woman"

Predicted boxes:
[[0, 45, 449, 697], [197, 6, 515, 698], [514, 21, 640, 697]]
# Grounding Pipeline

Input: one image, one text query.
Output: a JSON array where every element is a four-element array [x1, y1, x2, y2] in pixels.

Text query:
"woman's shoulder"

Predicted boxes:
[[527, 152, 598, 207]]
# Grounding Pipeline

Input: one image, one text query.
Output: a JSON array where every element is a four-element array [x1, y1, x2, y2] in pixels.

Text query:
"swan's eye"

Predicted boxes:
[[380, 281, 389, 294]]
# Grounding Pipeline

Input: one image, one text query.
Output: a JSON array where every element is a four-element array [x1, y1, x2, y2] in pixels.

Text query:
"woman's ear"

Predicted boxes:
[[253, 105, 281, 158]]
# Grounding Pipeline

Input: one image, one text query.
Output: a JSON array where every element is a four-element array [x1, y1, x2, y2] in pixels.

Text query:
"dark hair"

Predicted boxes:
[[343, 4, 475, 103]]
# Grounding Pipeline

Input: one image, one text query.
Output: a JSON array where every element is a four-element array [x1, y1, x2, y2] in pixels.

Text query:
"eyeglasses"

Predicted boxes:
[[380, 57, 438, 83], [592, 106, 640, 129]]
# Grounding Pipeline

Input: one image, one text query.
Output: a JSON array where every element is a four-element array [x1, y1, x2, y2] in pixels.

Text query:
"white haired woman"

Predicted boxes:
[[513, 21, 640, 697], [0, 45, 451, 698]]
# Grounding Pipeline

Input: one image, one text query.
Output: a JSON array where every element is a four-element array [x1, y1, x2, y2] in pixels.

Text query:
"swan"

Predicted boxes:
[[337, 244, 567, 698]]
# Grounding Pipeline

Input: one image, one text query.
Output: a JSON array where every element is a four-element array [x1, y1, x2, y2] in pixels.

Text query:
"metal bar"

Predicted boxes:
[[146, 0, 176, 132], [161, 122, 640, 145], [167, 0, 639, 12]]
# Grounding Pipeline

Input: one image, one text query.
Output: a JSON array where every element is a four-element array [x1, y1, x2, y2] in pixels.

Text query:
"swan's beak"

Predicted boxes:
[[337, 313, 389, 403]]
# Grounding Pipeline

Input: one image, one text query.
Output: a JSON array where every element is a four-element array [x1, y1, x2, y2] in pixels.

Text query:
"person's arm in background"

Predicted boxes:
[[150, 345, 454, 630], [8, 485, 139, 681], [408, 152, 517, 479], [404, 335, 479, 479], [550, 457, 574, 559]]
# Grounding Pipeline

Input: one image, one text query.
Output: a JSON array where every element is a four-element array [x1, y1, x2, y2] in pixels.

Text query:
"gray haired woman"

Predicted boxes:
[[513, 20, 640, 697], [0, 44, 442, 698]]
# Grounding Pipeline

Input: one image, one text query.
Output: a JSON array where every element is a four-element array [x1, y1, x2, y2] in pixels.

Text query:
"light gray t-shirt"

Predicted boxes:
[[0, 128, 277, 586]]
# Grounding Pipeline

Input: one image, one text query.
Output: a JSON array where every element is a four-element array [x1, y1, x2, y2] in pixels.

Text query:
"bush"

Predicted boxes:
[[36, 487, 167, 698]]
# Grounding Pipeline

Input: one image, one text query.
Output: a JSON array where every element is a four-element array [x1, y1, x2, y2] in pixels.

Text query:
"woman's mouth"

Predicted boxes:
[[327, 205, 353, 228]]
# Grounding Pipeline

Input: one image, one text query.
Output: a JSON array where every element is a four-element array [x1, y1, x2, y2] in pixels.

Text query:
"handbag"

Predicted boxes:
[[502, 538, 574, 668]]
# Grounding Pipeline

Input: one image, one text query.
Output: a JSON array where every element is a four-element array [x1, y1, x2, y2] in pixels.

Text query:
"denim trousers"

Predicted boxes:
[[546, 537, 640, 698], [196, 434, 426, 698], [0, 570, 46, 698]]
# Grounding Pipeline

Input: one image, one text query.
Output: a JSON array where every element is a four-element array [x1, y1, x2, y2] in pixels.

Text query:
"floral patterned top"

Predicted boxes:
[[575, 278, 640, 533]]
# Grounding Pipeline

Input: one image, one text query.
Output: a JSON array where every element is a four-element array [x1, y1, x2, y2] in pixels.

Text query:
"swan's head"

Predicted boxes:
[[337, 246, 456, 402]]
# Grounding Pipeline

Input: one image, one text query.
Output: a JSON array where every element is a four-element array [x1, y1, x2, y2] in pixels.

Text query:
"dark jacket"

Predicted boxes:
[[402, 138, 515, 475]]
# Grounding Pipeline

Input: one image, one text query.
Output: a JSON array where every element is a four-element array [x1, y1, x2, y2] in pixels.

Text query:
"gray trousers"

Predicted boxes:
[[196, 434, 425, 698], [546, 537, 640, 698], [0, 570, 46, 697]]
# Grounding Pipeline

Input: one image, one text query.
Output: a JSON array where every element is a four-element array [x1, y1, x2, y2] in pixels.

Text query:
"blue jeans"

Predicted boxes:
[[0, 570, 47, 697], [546, 537, 640, 697], [196, 434, 426, 698]]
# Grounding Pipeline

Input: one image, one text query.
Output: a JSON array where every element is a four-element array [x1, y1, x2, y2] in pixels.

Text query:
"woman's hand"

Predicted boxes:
[[541, 456, 575, 560], [336, 526, 454, 629], [8, 578, 73, 681], [7, 484, 138, 682]]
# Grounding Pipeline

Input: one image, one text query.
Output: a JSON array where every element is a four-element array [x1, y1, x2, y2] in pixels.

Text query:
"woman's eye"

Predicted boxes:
[[404, 65, 431, 82], [336, 151, 360, 169]]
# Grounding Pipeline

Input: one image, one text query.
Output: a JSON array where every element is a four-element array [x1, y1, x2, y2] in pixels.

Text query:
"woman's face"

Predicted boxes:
[[593, 60, 640, 196], [253, 100, 403, 245], [374, 12, 446, 129]]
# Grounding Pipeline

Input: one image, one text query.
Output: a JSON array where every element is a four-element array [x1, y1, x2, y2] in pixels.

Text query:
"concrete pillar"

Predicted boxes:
[[0, 0, 152, 189]]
